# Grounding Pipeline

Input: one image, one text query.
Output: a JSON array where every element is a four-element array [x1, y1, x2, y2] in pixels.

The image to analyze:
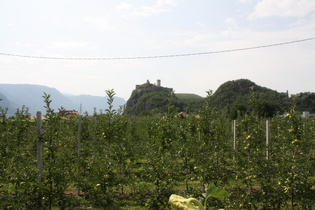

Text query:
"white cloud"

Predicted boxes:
[[249, 0, 315, 19], [48, 42, 93, 50], [157, 0, 178, 6], [225, 17, 238, 28], [6, 23, 15, 27], [138, 6, 168, 17], [115, 2, 133, 13], [84, 16, 113, 32], [239, 0, 252, 3], [175, 33, 217, 48], [115, 0, 178, 18]]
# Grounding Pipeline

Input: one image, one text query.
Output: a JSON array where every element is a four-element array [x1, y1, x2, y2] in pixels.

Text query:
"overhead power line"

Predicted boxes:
[[0, 37, 314, 60]]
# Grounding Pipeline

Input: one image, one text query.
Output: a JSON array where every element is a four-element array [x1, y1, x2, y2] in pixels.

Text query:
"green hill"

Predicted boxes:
[[124, 81, 179, 115], [175, 93, 203, 100], [209, 79, 289, 118], [124, 81, 204, 115], [175, 93, 204, 114]]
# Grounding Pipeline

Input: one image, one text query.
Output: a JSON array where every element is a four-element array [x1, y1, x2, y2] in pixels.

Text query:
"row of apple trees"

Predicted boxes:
[[0, 91, 314, 209]]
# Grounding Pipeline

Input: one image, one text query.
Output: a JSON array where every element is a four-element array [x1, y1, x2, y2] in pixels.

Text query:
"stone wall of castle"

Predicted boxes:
[[135, 79, 173, 93]]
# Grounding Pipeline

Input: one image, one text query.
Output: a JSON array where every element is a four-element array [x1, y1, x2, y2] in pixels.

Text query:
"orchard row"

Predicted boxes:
[[0, 92, 314, 209]]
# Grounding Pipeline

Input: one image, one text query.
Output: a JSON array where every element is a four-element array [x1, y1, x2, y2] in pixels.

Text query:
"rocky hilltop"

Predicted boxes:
[[124, 79, 181, 115]]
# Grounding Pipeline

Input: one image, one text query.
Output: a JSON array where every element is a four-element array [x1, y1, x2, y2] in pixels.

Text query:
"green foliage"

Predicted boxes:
[[41, 93, 77, 209], [230, 104, 247, 119], [176, 94, 204, 114], [0, 90, 314, 209], [205, 186, 230, 199], [124, 79, 315, 117], [124, 85, 203, 116], [210, 79, 289, 117], [105, 89, 117, 117], [295, 92, 315, 112], [125, 89, 172, 115]]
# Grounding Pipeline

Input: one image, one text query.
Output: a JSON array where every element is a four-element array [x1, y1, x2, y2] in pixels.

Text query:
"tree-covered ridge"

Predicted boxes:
[[210, 79, 288, 109], [209, 79, 290, 118]]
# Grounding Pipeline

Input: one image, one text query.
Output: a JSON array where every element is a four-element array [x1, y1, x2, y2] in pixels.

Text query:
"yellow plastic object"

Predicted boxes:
[[169, 194, 204, 210]]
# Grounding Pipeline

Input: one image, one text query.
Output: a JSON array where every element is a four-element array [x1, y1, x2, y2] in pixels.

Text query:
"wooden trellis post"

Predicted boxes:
[[94, 116, 97, 157], [233, 120, 236, 150], [77, 116, 82, 196], [266, 120, 270, 161], [36, 111, 43, 180], [36, 111, 43, 209]]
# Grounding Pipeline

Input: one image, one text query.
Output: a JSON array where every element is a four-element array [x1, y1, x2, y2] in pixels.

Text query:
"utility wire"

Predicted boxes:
[[0, 37, 314, 60]]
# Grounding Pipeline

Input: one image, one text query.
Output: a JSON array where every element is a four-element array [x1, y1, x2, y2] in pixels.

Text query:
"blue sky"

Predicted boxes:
[[1, 0, 315, 100]]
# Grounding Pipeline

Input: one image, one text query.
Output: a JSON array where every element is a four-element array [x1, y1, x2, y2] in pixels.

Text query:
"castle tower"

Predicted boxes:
[[157, 79, 161, 87]]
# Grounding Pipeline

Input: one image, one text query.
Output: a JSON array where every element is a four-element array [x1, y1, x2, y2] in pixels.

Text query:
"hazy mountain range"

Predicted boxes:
[[0, 84, 126, 116]]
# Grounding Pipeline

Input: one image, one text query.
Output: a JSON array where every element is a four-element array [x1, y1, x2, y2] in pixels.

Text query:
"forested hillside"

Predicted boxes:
[[209, 79, 290, 118], [124, 79, 315, 117]]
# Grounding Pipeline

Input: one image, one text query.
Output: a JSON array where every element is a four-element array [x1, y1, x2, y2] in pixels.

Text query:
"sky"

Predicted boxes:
[[1, 0, 315, 100]]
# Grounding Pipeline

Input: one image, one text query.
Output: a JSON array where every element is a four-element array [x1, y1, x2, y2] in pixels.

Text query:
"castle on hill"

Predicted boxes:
[[135, 79, 173, 93]]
